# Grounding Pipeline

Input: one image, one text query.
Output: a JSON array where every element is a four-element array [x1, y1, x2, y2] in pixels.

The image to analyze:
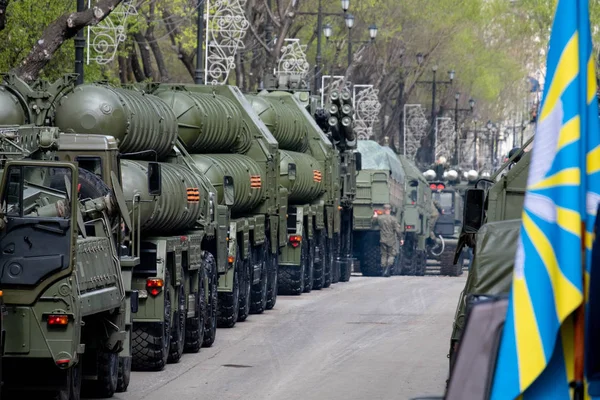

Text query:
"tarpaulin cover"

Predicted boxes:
[[450, 219, 521, 342], [357, 140, 405, 182]]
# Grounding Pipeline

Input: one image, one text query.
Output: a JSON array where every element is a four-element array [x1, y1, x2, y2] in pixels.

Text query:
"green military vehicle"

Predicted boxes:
[[397, 155, 433, 276], [352, 140, 405, 276], [447, 145, 530, 374]]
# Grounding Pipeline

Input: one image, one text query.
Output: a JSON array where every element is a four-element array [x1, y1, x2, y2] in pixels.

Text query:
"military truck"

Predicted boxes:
[[447, 144, 530, 374], [423, 167, 479, 276], [397, 155, 433, 276], [352, 140, 405, 276]]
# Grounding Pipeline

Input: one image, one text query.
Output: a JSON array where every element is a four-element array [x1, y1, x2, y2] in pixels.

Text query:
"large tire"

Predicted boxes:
[[360, 243, 382, 277], [439, 245, 462, 276], [400, 240, 417, 276], [184, 267, 206, 353], [250, 243, 268, 314], [417, 251, 427, 276], [116, 356, 131, 393], [323, 235, 333, 288], [331, 235, 341, 283], [168, 282, 186, 363], [132, 270, 171, 371], [57, 359, 82, 400], [217, 245, 240, 328], [312, 230, 325, 290], [339, 258, 351, 282], [237, 254, 252, 322], [303, 230, 315, 293], [82, 350, 118, 398], [203, 252, 218, 347], [278, 238, 306, 295], [265, 235, 278, 310]]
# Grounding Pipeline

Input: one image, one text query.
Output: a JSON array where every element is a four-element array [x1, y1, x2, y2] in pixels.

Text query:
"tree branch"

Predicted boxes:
[[12, 0, 124, 82], [263, 0, 281, 29], [0, 0, 9, 31]]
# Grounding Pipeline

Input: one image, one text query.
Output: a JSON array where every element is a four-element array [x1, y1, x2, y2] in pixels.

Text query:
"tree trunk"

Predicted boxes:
[[130, 49, 145, 82], [118, 55, 128, 83], [146, 0, 169, 82], [0, 0, 9, 31], [12, 0, 124, 82], [133, 32, 156, 80]]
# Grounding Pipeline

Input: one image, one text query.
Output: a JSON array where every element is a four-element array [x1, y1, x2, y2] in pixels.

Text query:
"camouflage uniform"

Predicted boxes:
[[373, 205, 402, 277], [429, 200, 441, 240]]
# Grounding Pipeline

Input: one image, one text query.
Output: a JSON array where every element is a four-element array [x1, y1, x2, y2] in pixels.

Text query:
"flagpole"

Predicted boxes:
[[572, 222, 587, 400]]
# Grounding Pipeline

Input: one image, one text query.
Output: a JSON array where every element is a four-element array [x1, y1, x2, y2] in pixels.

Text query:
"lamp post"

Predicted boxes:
[[195, 0, 206, 84], [486, 121, 497, 169], [74, 0, 86, 85], [345, 13, 354, 66], [296, 0, 350, 92], [417, 60, 455, 164], [452, 92, 475, 165]]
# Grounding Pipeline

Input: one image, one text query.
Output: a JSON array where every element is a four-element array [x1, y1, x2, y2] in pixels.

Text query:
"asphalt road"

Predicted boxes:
[[115, 271, 467, 400]]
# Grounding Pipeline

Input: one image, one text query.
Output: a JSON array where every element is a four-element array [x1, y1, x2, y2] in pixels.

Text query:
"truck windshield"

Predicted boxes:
[[434, 191, 453, 210]]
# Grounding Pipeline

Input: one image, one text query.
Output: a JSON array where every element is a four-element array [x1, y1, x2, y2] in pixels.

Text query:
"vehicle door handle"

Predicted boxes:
[[34, 224, 67, 234]]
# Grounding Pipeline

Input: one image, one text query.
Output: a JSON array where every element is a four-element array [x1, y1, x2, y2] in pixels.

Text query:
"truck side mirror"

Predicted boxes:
[[147, 162, 162, 196], [288, 163, 297, 181], [355, 152, 362, 172], [223, 175, 235, 206], [463, 188, 485, 231]]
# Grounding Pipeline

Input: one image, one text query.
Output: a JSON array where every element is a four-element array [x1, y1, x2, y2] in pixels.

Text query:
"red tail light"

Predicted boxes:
[[375, 209, 383, 215], [289, 235, 302, 248], [47, 314, 69, 326], [430, 184, 437, 189], [146, 278, 164, 296], [405, 225, 415, 230], [437, 184, 445, 190]]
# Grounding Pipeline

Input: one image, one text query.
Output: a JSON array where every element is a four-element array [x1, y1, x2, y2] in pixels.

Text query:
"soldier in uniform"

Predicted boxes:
[[372, 204, 403, 277], [429, 199, 442, 241]]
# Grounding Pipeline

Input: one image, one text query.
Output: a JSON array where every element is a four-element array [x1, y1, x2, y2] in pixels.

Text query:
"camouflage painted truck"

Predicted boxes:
[[53, 83, 228, 372], [447, 146, 530, 374], [397, 155, 433, 276], [247, 87, 357, 293], [423, 167, 479, 276], [352, 140, 405, 276], [0, 122, 134, 397]]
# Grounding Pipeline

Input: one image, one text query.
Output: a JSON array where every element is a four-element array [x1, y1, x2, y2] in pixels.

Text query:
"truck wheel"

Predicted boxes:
[[416, 251, 426, 276], [132, 270, 172, 371], [217, 246, 240, 328], [203, 252, 218, 347], [250, 243, 268, 314], [303, 230, 315, 293], [360, 244, 382, 277], [116, 356, 131, 393], [184, 268, 206, 353], [82, 350, 118, 398], [323, 235, 333, 288], [400, 242, 417, 276], [331, 235, 342, 283], [265, 235, 278, 310], [439, 245, 461, 276], [312, 230, 325, 290], [168, 283, 187, 363], [58, 359, 82, 400], [237, 255, 252, 322], [339, 257, 351, 282], [278, 239, 306, 295]]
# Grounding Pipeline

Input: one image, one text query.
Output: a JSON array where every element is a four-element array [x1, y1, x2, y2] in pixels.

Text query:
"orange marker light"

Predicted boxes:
[[146, 278, 164, 297], [227, 255, 235, 264], [289, 235, 302, 248], [375, 210, 383, 215], [47, 314, 69, 326]]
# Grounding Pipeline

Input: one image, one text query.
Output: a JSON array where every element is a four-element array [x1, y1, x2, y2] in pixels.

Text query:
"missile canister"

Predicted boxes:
[[190, 154, 265, 212], [54, 84, 178, 158], [279, 150, 324, 204], [0, 87, 26, 125], [246, 94, 308, 152], [155, 90, 252, 154], [120, 160, 204, 233]]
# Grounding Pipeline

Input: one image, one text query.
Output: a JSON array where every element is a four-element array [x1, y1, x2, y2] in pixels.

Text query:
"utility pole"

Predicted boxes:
[[74, 0, 86, 85], [314, 0, 323, 91], [195, 0, 205, 84]]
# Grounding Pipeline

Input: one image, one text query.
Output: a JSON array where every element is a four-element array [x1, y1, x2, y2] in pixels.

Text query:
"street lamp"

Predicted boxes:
[[323, 23, 333, 40], [341, 0, 350, 12], [416, 65, 455, 164], [416, 53, 424, 65], [369, 24, 378, 40], [345, 13, 355, 28], [452, 92, 475, 165]]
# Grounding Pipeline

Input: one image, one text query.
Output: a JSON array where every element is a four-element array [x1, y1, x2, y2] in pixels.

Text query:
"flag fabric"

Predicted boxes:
[[490, 0, 600, 399]]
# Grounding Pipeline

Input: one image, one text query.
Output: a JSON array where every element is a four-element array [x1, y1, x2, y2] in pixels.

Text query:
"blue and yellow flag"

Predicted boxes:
[[490, 0, 600, 399]]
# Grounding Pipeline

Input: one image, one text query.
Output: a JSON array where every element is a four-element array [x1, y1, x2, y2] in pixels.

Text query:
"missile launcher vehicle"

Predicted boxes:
[[352, 140, 405, 276], [0, 75, 138, 397]]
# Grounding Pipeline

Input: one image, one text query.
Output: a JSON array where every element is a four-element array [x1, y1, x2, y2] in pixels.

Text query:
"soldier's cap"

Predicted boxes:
[[383, 204, 391, 210]]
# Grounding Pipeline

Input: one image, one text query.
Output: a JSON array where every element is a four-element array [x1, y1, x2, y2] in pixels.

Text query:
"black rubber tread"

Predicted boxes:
[[250, 243, 268, 314], [278, 265, 305, 295], [217, 247, 240, 328], [116, 356, 131, 393], [360, 243, 382, 277], [323, 236, 333, 288], [184, 268, 206, 353], [303, 230, 315, 293], [132, 271, 171, 371], [58, 358, 82, 400], [312, 230, 325, 290], [439, 245, 463, 276], [415, 251, 426, 276], [331, 235, 341, 283], [203, 252, 218, 347], [237, 254, 252, 322], [339, 258, 351, 282], [168, 282, 186, 363], [82, 350, 118, 398], [265, 234, 278, 310], [401, 241, 417, 276]]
